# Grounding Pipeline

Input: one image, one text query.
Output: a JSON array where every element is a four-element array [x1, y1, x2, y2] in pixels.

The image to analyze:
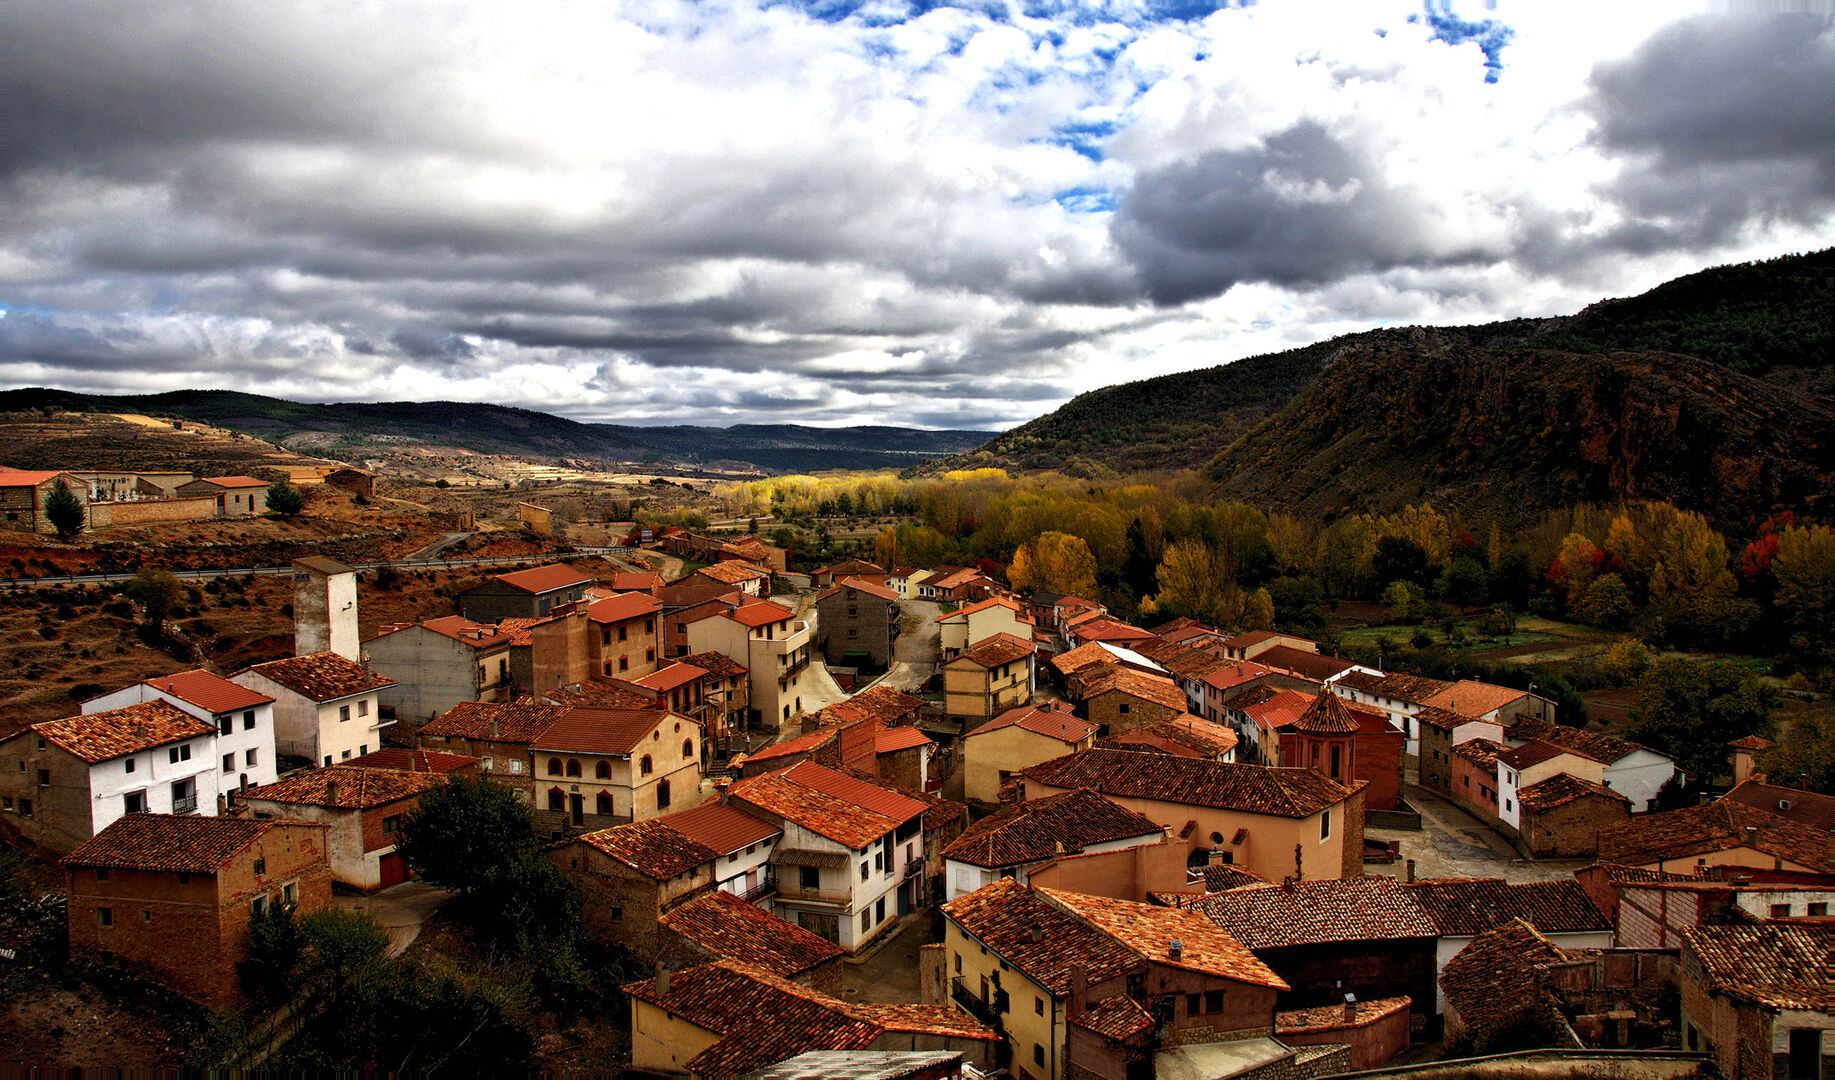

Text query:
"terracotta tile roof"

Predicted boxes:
[[1222, 630, 1284, 649], [1070, 619, 1157, 644], [937, 595, 1026, 623], [587, 592, 663, 623], [1516, 773, 1628, 813], [63, 813, 299, 873], [1149, 646, 1231, 682], [578, 818, 718, 879], [1042, 887, 1287, 988], [1407, 704, 1470, 733], [543, 679, 661, 710], [827, 576, 899, 602], [727, 599, 797, 628], [1497, 739, 1597, 771], [1335, 671, 1453, 704], [491, 615, 555, 647], [1451, 738, 1504, 770], [1720, 779, 1835, 833], [874, 727, 932, 755], [1277, 996, 1413, 1034], [0, 468, 63, 486], [697, 561, 773, 585], [943, 788, 1162, 869], [1195, 877, 1437, 949], [237, 652, 394, 701], [1423, 680, 1534, 719], [534, 707, 690, 755], [242, 764, 444, 809], [815, 686, 925, 728], [830, 764, 966, 833], [487, 563, 593, 594], [683, 651, 748, 679], [373, 615, 512, 649], [1201, 662, 1278, 693], [728, 771, 901, 849], [659, 800, 781, 855], [1403, 878, 1610, 936], [417, 699, 567, 743], [1078, 666, 1187, 712], [1099, 715, 1238, 759], [346, 748, 479, 774], [633, 662, 708, 694], [1292, 689, 1359, 735], [1254, 646, 1356, 683], [30, 701, 215, 764], [1240, 689, 1316, 735], [1680, 923, 1835, 1011], [138, 669, 275, 713], [1050, 641, 1128, 676], [1728, 734, 1778, 753], [926, 567, 988, 592], [954, 633, 1036, 669], [1199, 863, 1272, 893], [1503, 719, 1645, 764], [965, 703, 1095, 743], [198, 475, 267, 488], [611, 571, 664, 592], [745, 726, 847, 765], [1599, 800, 1835, 873], [779, 761, 927, 822], [660, 891, 844, 977], [1439, 920, 1573, 1044], [1023, 749, 1353, 819], [1071, 994, 1155, 1042], [941, 879, 1153, 993]]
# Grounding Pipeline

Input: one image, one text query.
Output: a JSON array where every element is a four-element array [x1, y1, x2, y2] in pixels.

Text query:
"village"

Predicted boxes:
[[0, 479, 1827, 1080]]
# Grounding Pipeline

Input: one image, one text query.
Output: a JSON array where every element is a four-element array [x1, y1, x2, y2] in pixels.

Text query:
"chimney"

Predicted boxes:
[[1342, 992, 1357, 1024], [324, 780, 338, 804], [1031, 928, 1045, 945], [488, 719, 500, 740], [1068, 964, 1088, 1019], [131, 723, 148, 739], [1282, 876, 1296, 893], [1405, 859, 1416, 884], [1168, 938, 1183, 961], [654, 965, 671, 997]]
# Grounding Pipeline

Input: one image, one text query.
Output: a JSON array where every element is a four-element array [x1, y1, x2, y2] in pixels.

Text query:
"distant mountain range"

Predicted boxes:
[[942, 248, 1835, 527], [0, 389, 993, 475]]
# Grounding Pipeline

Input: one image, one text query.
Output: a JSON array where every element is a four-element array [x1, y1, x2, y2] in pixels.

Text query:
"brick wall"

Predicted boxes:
[[0, 740, 96, 853], [1086, 692, 1182, 735], [87, 496, 217, 529], [1338, 785, 1366, 880], [1523, 792, 1628, 859]]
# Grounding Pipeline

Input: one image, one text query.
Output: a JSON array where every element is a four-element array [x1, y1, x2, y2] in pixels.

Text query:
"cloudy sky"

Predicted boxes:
[[3, 0, 1833, 430]]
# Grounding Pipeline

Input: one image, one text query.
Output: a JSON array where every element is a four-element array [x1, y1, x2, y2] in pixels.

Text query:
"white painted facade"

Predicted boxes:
[[83, 685, 278, 793], [1497, 751, 1606, 830], [86, 734, 220, 835], [757, 816, 920, 952], [230, 671, 382, 767]]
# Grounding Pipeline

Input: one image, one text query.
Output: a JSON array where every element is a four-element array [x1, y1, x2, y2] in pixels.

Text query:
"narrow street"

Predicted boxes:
[[876, 598, 942, 693]]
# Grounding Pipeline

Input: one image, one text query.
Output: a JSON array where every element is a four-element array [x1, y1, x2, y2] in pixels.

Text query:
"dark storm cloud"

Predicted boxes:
[[1587, 13, 1835, 247], [1109, 121, 1501, 304]]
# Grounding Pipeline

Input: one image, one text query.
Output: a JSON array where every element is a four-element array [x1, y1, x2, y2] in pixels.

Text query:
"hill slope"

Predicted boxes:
[[0, 389, 989, 475], [1204, 343, 1835, 527]]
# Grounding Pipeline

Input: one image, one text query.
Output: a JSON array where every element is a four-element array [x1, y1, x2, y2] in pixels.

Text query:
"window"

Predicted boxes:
[[340, 749, 351, 760], [646, 648, 655, 662], [124, 758, 135, 774], [876, 896, 885, 922], [223, 753, 235, 774], [595, 793, 612, 815], [601, 629, 611, 646], [618, 626, 628, 642], [243, 711, 255, 730], [565, 759, 581, 778], [595, 760, 610, 780], [218, 714, 232, 736], [860, 862, 870, 881], [1810, 903, 1828, 917], [1034, 1045, 1045, 1068], [251, 895, 267, 916], [847, 628, 857, 639], [95, 867, 109, 881], [246, 748, 257, 767], [1506, 800, 1513, 813], [1320, 809, 1332, 840], [800, 866, 819, 889], [178, 872, 191, 885], [874, 851, 884, 873], [339, 705, 351, 722], [1205, 990, 1224, 1012], [619, 656, 629, 671], [358, 700, 368, 717], [252, 857, 266, 875], [607, 905, 623, 920], [1329, 744, 1341, 778], [682, 739, 693, 758], [861, 910, 872, 935], [168, 744, 191, 764], [604, 662, 613, 676], [324, 755, 333, 767], [281, 881, 297, 907], [548, 789, 565, 811], [382, 815, 402, 836], [1771, 903, 1793, 917], [123, 791, 144, 814], [97, 907, 113, 927], [657, 780, 670, 810], [676, 621, 687, 634], [548, 758, 563, 776], [640, 755, 653, 776], [1035, 996, 1044, 1016]]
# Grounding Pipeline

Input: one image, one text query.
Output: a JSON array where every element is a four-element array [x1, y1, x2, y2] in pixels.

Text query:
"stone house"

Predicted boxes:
[[1573, 863, 1835, 950], [1597, 800, 1835, 876], [1679, 923, 1833, 1080], [457, 563, 593, 622], [531, 706, 706, 834], [1330, 671, 1455, 759], [1503, 719, 1680, 812], [1449, 739, 1504, 819], [657, 889, 847, 995], [814, 577, 901, 668], [174, 475, 269, 517], [681, 651, 751, 739], [941, 634, 1036, 724], [962, 704, 1097, 806], [413, 699, 567, 802], [0, 701, 220, 853], [231, 652, 394, 769], [941, 787, 1163, 900], [0, 467, 90, 533], [63, 814, 332, 1008], [551, 818, 724, 961], [1413, 704, 1500, 798], [82, 669, 280, 797], [1495, 740, 1606, 831], [1074, 664, 1188, 735], [363, 616, 514, 722], [940, 879, 1288, 1080], [1512, 773, 1630, 858], [238, 764, 449, 890], [588, 591, 663, 680], [691, 560, 772, 597], [1400, 877, 1614, 1015]]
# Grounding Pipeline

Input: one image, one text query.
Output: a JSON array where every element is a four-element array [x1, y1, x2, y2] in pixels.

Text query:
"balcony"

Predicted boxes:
[[951, 981, 1003, 1029], [752, 620, 812, 655], [735, 873, 777, 904], [171, 795, 199, 815], [773, 880, 853, 906], [902, 858, 924, 882]]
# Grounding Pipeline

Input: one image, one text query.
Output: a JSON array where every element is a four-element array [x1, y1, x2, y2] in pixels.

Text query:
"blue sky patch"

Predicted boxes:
[[1411, 0, 1514, 82]]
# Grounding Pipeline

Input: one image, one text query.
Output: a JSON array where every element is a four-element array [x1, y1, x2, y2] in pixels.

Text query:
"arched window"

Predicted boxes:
[[657, 779, 671, 810], [640, 755, 653, 776], [566, 759, 582, 778], [595, 760, 610, 780], [683, 740, 694, 759], [595, 792, 612, 815], [547, 757, 563, 776], [547, 788, 565, 811]]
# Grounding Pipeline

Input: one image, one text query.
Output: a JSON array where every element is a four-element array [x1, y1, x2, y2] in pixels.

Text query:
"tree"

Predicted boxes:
[[1437, 557, 1490, 611], [267, 480, 306, 516], [1008, 531, 1097, 598], [239, 900, 305, 1006], [1372, 535, 1432, 588], [1266, 575, 1326, 634], [125, 569, 181, 629], [1758, 710, 1835, 794], [1630, 657, 1776, 787], [394, 776, 539, 897], [873, 526, 898, 569], [1122, 517, 1159, 600], [44, 480, 83, 540], [1772, 523, 1835, 673], [1382, 580, 1428, 624], [1576, 573, 1634, 629]]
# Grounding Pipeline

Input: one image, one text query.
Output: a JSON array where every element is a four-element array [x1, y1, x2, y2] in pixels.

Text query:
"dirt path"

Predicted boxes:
[[873, 599, 941, 693], [334, 881, 449, 957]]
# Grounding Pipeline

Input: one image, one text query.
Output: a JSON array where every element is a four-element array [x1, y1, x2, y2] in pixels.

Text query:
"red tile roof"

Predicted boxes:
[[814, 686, 925, 729], [937, 596, 1026, 623], [1291, 689, 1360, 735], [377, 615, 512, 649], [1097, 715, 1238, 758], [952, 632, 1036, 669], [488, 563, 593, 594], [0, 468, 63, 486], [1194, 877, 1437, 948], [1042, 887, 1287, 988], [1072, 994, 1155, 1042], [1277, 996, 1412, 1034], [696, 561, 772, 585], [198, 475, 267, 488], [30, 701, 215, 764], [727, 599, 797, 628], [659, 800, 781, 856], [778, 760, 927, 824], [1438, 920, 1573, 1045], [1077, 665, 1187, 712], [63, 814, 306, 873], [1597, 800, 1835, 873], [1515, 773, 1628, 813], [1450, 738, 1504, 770], [237, 652, 394, 701], [1050, 641, 1131, 676], [1201, 661, 1278, 693], [1254, 646, 1357, 683], [611, 571, 664, 592], [587, 592, 663, 623], [533, 707, 690, 756], [965, 702, 1095, 743], [345, 748, 479, 774], [1070, 619, 1156, 644], [1680, 923, 1834, 1011], [1422, 680, 1535, 719], [1402, 878, 1610, 936], [942, 788, 1161, 869], [745, 725, 848, 765], [1240, 688, 1316, 735], [728, 771, 902, 849], [1497, 739, 1597, 771], [1719, 779, 1835, 833], [1728, 734, 1778, 753], [1023, 749, 1354, 819], [660, 891, 844, 978], [417, 699, 568, 743], [577, 818, 718, 879], [942, 879, 1156, 994], [546, 679, 667, 711], [1503, 719, 1647, 765], [1334, 671, 1454, 704], [682, 651, 748, 679], [633, 662, 708, 694], [820, 576, 898, 603], [138, 669, 275, 713], [241, 764, 445, 809], [874, 727, 932, 755]]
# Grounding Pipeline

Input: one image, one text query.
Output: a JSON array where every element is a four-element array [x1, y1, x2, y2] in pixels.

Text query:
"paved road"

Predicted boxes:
[[1364, 784, 1589, 884], [875, 599, 942, 693], [0, 546, 638, 588], [334, 880, 449, 956], [399, 531, 474, 561]]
